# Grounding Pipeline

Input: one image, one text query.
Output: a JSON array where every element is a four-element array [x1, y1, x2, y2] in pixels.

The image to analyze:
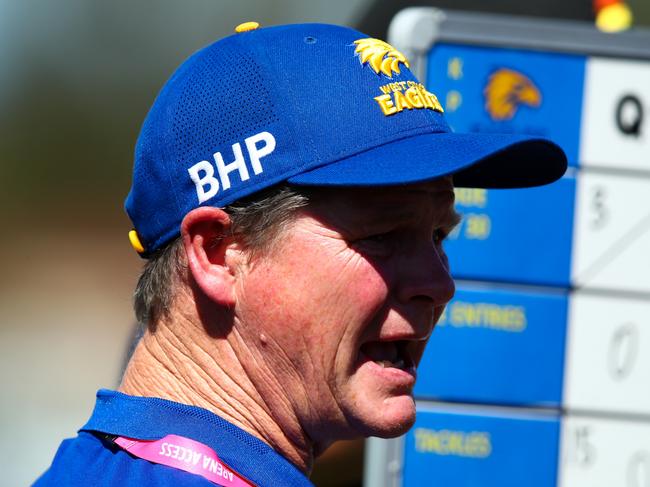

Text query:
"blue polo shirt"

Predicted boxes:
[[35, 389, 313, 486]]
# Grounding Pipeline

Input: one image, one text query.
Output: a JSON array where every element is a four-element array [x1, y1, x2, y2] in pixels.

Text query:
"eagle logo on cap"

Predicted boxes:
[[484, 68, 541, 121], [354, 38, 410, 78]]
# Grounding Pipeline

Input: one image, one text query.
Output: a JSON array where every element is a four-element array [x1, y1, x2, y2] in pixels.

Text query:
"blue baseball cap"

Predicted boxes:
[[126, 22, 567, 256]]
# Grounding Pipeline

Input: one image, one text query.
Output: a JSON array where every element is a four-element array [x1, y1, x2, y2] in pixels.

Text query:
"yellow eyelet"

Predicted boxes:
[[128, 230, 145, 254], [234, 21, 260, 33]]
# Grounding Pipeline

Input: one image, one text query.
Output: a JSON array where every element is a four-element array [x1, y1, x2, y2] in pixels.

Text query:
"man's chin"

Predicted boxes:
[[354, 395, 417, 439], [371, 420, 416, 439]]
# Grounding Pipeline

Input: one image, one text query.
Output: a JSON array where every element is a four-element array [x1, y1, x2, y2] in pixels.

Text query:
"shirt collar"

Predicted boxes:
[[81, 389, 313, 487]]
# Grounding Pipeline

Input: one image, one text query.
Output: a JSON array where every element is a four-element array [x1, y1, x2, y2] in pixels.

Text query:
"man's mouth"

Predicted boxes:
[[359, 340, 416, 374]]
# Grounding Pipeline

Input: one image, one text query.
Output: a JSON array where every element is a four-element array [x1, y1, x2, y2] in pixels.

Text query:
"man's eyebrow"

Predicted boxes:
[[355, 208, 420, 225], [353, 205, 462, 230]]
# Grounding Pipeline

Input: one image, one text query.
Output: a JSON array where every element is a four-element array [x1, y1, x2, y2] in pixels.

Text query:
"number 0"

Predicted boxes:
[[608, 323, 639, 381], [627, 452, 650, 487]]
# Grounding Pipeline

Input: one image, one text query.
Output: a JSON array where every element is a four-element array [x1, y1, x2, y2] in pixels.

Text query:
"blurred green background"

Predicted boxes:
[[0, 2, 371, 486], [1, 1, 649, 486]]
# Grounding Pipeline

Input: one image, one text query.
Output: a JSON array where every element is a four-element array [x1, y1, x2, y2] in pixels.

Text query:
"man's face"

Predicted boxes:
[[234, 178, 458, 447]]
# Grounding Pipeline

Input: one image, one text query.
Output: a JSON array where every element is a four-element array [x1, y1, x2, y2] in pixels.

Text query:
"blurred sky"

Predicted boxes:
[[1, 1, 649, 486]]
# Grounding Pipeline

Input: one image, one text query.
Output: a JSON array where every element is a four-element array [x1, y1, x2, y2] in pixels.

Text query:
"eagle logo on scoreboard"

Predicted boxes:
[[484, 68, 542, 120], [354, 38, 410, 78]]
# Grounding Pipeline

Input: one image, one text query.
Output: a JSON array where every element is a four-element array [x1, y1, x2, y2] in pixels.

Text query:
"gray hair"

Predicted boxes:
[[133, 185, 310, 329]]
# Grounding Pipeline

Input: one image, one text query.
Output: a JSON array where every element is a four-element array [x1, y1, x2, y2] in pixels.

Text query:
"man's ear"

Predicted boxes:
[[181, 207, 238, 307]]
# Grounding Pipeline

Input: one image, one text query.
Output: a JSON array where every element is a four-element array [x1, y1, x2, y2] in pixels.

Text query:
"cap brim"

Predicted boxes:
[[287, 132, 567, 189]]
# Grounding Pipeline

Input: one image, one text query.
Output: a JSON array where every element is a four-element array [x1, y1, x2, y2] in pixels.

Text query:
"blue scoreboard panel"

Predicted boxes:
[[414, 285, 568, 407], [364, 8, 650, 487], [445, 179, 576, 287], [427, 44, 584, 166], [403, 406, 560, 487]]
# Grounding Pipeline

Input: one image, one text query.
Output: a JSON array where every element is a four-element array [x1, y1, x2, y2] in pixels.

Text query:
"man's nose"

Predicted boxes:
[[396, 239, 456, 308]]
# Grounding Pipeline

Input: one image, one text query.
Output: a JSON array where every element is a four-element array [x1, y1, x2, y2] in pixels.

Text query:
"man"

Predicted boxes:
[[36, 22, 566, 486]]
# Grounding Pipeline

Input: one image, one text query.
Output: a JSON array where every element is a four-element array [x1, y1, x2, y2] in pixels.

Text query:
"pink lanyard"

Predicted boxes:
[[113, 434, 254, 487]]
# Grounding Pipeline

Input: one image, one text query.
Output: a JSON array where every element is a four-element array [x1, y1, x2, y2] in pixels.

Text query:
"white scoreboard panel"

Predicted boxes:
[[581, 59, 650, 173], [573, 172, 650, 294], [564, 293, 650, 416], [559, 416, 650, 487], [365, 8, 650, 487]]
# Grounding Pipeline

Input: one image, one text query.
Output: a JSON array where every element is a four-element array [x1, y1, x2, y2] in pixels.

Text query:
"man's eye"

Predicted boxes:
[[364, 232, 391, 243], [351, 232, 395, 256]]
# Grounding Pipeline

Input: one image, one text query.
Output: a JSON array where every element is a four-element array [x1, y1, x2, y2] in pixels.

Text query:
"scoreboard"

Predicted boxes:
[[365, 8, 650, 487]]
